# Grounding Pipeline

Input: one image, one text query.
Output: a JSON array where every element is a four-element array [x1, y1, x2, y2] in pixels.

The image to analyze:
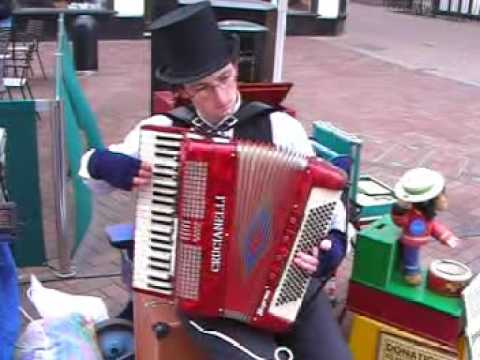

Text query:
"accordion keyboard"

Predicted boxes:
[[133, 129, 183, 295]]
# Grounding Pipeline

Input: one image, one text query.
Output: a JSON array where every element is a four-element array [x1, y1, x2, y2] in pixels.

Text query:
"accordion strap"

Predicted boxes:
[[235, 101, 277, 126], [165, 101, 278, 134], [167, 105, 196, 127]]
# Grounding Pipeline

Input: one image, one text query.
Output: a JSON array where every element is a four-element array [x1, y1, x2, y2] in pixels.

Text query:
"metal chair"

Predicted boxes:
[[0, 28, 11, 99], [3, 44, 35, 99], [10, 19, 47, 79]]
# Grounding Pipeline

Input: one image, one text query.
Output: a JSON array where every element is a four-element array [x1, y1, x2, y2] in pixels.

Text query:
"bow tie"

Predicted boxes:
[[190, 115, 239, 136]]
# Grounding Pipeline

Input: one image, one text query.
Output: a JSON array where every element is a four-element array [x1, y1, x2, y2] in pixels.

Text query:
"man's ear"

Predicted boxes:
[[232, 61, 239, 75]]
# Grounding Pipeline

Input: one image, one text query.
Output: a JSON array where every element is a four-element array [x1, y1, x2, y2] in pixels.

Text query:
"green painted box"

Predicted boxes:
[[351, 215, 401, 288]]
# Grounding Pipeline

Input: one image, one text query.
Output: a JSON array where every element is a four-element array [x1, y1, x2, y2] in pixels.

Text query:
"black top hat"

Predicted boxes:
[[149, 1, 239, 85]]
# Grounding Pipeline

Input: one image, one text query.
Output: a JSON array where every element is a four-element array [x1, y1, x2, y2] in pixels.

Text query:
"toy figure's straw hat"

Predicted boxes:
[[394, 168, 445, 203], [149, 1, 239, 85]]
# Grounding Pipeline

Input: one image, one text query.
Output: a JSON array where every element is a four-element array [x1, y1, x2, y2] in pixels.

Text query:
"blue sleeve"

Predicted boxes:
[[0, 243, 20, 360], [313, 229, 347, 280], [87, 149, 141, 191]]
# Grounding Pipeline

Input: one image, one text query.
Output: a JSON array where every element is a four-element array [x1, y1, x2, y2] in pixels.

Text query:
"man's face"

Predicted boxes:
[[183, 63, 238, 124]]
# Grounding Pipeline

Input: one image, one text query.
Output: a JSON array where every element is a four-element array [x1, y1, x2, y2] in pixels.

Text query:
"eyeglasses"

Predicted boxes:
[[184, 69, 237, 98]]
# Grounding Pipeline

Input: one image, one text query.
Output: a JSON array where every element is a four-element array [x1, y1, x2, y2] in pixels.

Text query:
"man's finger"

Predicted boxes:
[[319, 239, 332, 251], [140, 161, 152, 172], [138, 168, 152, 179], [294, 257, 317, 274], [294, 252, 319, 274], [132, 177, 151, 187]]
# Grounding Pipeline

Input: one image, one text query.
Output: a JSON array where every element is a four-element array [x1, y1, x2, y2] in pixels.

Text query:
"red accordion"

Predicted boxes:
[[133, 125, 346, 332]]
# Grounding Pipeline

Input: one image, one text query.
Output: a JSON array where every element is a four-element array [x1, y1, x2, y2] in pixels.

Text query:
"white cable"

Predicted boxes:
[[189, 320, 294, 360], [275, 347, 294, 360]]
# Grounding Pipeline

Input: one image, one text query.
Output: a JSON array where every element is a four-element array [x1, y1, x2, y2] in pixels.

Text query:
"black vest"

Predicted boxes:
[[165, 101, 277, 144]]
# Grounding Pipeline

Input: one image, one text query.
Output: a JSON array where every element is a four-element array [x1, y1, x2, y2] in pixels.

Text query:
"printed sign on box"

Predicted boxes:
[[377, 332, 456, 360]]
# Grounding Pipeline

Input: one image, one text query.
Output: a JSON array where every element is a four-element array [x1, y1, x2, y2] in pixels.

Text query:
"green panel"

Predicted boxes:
[[0, 101, 45, 266], [63, 91, 93, 252], [311, 140, 340, 162], [351, 215, 400, 288], [352, 215, 462, 317], [312, 121, 361, 158], [61, 33, 104, 149], [312, 121, 396, 224], [56, 24, 103, 255], [385, 265, 462, 317], [311, 121, 362, 201]]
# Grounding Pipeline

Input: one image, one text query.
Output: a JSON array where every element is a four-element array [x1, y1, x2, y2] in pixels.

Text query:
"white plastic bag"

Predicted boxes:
[[28, 275, 109, 323], [15, 311, 103, 360]]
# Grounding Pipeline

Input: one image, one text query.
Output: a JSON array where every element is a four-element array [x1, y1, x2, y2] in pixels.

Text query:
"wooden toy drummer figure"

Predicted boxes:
[[392, 168, 460, 286]]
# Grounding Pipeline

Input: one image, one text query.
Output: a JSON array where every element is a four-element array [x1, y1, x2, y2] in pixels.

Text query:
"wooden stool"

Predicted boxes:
[[134, 291, 208, 360]]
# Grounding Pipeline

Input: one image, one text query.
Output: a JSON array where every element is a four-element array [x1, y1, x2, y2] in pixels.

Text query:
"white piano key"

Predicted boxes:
[[151, 244, 173, 253], [152, 178, 178, 188], [134, 227, 174, 242], [152, 131, 183, 140], [153, 167, 178, 177], [151, 196, 176, 205], [147, 278, 173, 290], [144, 251, 170, 262], [149, 223, 173, 234], [141, 135, 182, 147], [146, 272, 173, 284], [141, 132, 181, 140], [136, 206, 176, 219], [137, 199, 175, 215], [150, 233, 174, 244]]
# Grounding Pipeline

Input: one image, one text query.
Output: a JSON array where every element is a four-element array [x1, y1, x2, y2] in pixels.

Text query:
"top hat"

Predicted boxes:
[[149, 1, 239, 85], [394, 168, 445, 203]]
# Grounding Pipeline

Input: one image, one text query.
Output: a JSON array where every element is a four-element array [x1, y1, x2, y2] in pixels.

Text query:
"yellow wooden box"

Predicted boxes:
[[349, 313, 467, 360]]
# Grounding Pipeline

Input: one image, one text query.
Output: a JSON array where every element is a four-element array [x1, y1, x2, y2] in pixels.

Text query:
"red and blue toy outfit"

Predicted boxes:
[[392, 207, 455, 276]]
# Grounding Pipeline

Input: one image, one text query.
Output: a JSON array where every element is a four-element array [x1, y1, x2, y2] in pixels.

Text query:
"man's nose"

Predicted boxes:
[[211, 85, 229, 106]]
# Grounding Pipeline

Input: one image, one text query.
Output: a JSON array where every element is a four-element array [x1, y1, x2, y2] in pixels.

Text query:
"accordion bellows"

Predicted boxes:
[[133, 125, 346, 332]]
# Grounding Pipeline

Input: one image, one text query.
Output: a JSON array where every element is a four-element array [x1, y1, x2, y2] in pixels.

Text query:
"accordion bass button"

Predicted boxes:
[[152, 322, 170, 339]]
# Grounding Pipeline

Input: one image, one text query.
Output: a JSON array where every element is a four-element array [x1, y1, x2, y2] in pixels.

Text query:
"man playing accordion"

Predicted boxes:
[[79, 2, 352, 359]]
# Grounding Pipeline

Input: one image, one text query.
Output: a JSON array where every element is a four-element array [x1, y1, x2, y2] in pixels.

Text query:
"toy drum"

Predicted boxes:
[[427, 259, 473, 297]]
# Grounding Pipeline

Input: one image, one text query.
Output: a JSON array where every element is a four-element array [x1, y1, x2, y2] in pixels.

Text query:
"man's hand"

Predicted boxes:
[[294, 239, 332, 275], [88, 149, 152, 191], [132, 162, 153, 188]]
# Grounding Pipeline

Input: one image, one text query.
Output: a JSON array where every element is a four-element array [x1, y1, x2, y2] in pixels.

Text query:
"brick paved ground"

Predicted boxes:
[[15, 3, 480, 345]]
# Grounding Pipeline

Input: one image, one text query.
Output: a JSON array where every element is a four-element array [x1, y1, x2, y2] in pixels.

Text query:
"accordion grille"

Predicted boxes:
[[181, 161, 208, 219], [176, 243, 202, 300], [274, 200, 337, 306]]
